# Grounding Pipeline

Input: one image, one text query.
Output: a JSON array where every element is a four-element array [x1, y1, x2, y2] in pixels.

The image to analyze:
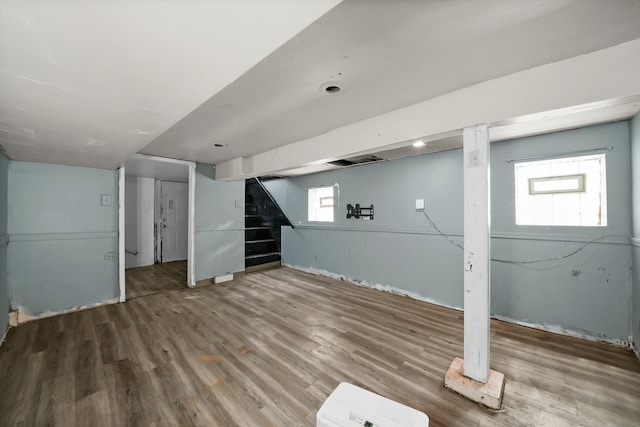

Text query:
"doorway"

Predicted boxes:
[[118, 155, 195, 301]]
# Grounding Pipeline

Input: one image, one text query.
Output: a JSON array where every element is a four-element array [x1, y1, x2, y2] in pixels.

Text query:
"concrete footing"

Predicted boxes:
[[444, 357, 505, 410]]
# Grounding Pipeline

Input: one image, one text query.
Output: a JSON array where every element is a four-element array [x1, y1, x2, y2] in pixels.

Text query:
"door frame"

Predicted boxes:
[[118, 155, 196, 303]]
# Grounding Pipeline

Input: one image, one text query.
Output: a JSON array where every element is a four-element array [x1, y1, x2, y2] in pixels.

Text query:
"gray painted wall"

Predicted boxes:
[[194, 163, 244, 281], [267, 121, 632, 343], [631, 113, 640, 355], [0, 153, 9, 337], [7, 161, 119, 316]]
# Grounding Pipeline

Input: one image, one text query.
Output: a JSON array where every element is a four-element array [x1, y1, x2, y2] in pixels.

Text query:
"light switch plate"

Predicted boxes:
[[415, 198, 425, 211], [101, 194, 113, 206], [235, 200, 242, 208], [104, 252, 116, 260]]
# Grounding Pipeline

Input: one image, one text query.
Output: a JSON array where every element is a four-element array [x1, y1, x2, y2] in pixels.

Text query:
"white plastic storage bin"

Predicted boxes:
[[317, 383, 429, 427]]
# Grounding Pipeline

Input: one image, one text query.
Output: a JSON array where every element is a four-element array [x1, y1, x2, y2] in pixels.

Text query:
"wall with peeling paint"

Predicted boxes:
[[194, 163, 244, 281], [7, 161, 119, 317], [630, 113, 640, 356], [0, 153, 9, 338], [267, 121, 633, 344]]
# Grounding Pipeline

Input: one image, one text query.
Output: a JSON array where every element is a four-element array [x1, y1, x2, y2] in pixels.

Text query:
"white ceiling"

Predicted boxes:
[[1, 0, 640, 174], [0, 0, 341, 169], [142, 0, 640, 166]]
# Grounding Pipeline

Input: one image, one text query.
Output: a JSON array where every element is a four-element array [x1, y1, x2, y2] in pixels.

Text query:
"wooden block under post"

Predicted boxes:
[[444, 357, 505, 410]]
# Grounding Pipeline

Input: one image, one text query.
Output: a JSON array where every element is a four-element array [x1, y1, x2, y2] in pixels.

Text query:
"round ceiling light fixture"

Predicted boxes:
[[412, 140, 426, 148], [320, 81, 343, 96]]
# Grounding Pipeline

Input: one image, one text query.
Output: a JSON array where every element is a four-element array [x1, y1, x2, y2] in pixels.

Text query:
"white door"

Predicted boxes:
[[160, 181, 189, 263]]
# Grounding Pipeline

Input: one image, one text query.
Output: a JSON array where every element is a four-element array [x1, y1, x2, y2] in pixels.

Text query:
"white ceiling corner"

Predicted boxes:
[[0, 0, 341, 169]]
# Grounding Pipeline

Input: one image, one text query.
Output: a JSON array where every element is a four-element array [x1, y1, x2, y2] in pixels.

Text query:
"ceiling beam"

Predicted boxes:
[[216, 39, 640, 181]]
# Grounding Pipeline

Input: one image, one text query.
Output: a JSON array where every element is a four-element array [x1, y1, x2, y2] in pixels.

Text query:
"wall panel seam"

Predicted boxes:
[[9, 232, 117, 242]]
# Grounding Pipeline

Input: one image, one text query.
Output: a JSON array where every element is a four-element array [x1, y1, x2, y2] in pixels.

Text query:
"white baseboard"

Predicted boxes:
[[214, 273, 234, 284]]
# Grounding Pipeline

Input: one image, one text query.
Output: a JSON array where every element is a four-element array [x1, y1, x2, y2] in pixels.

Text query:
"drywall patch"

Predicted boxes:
[[284, 263, 631, 348], [10, 310, 36, 325], [8, 311, 18, 327], [12, 297, 119, 325]]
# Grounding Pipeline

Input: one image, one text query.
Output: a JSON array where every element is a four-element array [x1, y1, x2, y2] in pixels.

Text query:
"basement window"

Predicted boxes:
[[514, 154, 606, 226], [308, 186, 334, 222]]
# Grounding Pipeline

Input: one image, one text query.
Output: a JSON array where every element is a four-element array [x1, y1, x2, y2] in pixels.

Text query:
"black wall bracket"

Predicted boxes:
[[346, 203, 374, 220]]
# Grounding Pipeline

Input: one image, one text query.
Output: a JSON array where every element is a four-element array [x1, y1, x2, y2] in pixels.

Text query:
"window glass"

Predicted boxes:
[[514, 154, 606, 226], [308, 186, 334, 222]]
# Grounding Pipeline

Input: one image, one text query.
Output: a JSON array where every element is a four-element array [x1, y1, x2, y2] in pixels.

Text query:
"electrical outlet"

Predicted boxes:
[[235, 199, 242, 208], [415, 198, 425, 211], [104, 252, 116, 260]]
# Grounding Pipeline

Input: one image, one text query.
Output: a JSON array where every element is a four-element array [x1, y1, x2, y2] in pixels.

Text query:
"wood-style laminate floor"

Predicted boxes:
[[125, 260, 187, 299], [1, 267, 639, 426]]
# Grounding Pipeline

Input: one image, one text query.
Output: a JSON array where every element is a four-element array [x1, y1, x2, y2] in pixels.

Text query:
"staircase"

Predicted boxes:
[[244, 178, 293, 270]]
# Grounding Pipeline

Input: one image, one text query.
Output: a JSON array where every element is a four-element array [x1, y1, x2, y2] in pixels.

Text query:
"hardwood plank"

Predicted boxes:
[[1, 267, 639, 426], [125, 260, 187, 300]]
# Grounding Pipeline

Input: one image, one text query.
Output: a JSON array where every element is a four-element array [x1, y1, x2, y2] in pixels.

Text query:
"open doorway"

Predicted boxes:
[[118, 155, 195, 301]]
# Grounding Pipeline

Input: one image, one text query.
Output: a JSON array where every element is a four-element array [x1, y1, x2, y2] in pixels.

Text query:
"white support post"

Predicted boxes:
[[187, 163, 196, 288], [444, 124, 504, 409], [462, 123, 491, 383], [118, 165, 126, 303]]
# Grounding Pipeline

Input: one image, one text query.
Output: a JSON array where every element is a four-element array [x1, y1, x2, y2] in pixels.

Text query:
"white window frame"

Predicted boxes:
[[514, 153, 607, 227], [528, 174, 585, 195], [308, 186, 334, 222]]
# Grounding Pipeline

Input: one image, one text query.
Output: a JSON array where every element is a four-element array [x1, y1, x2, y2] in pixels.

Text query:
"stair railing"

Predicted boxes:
[[254, 177, 294, 229]]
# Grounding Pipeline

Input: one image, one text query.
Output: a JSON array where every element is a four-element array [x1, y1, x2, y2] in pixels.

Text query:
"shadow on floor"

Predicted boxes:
[[125, 260, 187, 299]]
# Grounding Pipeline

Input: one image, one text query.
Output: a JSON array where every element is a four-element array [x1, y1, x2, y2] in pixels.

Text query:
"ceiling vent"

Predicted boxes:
[[327, 154, 384, 167]]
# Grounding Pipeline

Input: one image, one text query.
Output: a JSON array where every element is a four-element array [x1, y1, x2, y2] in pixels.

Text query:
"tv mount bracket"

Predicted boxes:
[[346, 203, 374, 220]]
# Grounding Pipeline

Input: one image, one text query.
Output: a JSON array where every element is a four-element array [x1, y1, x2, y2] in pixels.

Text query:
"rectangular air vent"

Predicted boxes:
[[327, 154, 384, 167]]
